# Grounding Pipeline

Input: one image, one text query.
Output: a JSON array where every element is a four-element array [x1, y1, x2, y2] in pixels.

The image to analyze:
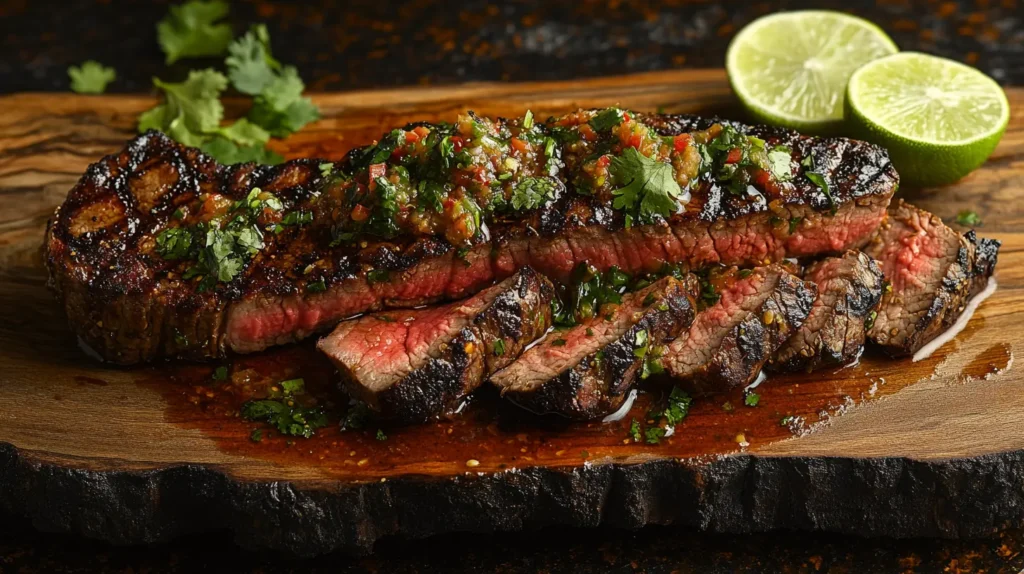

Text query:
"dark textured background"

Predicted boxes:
[[2, 0, 1024, 571], [1, 0, 1022, 93]]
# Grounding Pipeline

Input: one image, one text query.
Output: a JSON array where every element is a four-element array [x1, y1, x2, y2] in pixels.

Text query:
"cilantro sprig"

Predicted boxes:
[[609, 147, 685, 226], [241, 378, 329, 439], [157, 0, 233, 64]]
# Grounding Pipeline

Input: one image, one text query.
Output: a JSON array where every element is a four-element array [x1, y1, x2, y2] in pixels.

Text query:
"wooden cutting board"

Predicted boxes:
[[1, 70, 1023, 557]]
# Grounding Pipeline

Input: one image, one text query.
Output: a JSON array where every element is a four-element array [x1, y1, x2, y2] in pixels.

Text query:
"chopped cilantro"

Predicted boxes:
[[644, 426, 666, 445], [240, 378, 327, 439], [956, 210, 982, 227], [780, 415, 796, 427], [376, 429, 388, 441], [805, 171, 836, 215], [590, 108, 626, 132], [367, 269, 390, 284], [629, 418, 642, 442], [250, 428, 263, 442], [155, 227, 193, 260], [212, 365, 229, 381], [553, 263, 630, 327], [633, 329, 650, 358], [493, 339, 506, 357], [157, 0, 233, 64], [68, 61, 116, 94], [649, 387, 691, 426], [510, 177, 558, 211], [788, 217, 803, 234], [744, 391, 760, 407], [610, 147, 684, 223], [226, 24, 280, 96], [307, 279, 327, 293], [551, 338, 568, 347], [280, 210, 313, 227], [319, 162, 335, 178]]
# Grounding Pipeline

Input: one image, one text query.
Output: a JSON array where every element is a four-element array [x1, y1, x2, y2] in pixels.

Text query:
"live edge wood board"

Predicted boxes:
[[1, 70, 1024, 557]]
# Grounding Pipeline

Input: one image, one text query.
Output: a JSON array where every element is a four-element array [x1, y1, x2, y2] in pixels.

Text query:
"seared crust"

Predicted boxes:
[[491, 276, 697, 420], [866, 200, 1001, 357], [770, 251, 884, 372], [320, 268, 555, 423], [46, 114, 897, 364]]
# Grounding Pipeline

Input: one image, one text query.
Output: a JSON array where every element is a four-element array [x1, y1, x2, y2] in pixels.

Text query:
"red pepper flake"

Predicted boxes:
[[510, 137, 529, 154], [725, 148, 742, 164], [351, 204, 370, 222]]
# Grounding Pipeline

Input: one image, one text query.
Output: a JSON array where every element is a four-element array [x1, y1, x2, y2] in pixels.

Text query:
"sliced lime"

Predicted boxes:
[[846, 52, 1009, 187], [726, 10, 898, 133]]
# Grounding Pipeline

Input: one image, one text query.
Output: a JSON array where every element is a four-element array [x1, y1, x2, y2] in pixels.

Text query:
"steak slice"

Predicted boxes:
[[663, 265, 816, 389], [46, 111, 896, 364], [865, 200, 1000, 356], [770, 251, 884, 372], [490, 276, 696, 420], [318, 268, 554, 422]]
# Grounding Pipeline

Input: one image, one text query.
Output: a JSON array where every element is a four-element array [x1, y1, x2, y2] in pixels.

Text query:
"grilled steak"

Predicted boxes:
[[771, 251, 884, 372], [865, 200, 1000, 356], [663, 265, 816, 389], [490, 276, 696, 419], [318, 268, 553, 422], [46, 109, 896, 364]]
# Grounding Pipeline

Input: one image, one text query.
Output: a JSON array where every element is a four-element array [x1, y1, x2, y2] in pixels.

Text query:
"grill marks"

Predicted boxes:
[[47, 115, 898, 364], [490, 277, 697, 419], [771, 251, 884, 372], [662, 266, 816, 390], [318, 268, 554, 423], [865, 201, 1001, 357]]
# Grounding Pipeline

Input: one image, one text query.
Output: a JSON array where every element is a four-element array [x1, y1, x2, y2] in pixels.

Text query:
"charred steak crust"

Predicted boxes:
[[866, 200, 1001, 357], [664, 266, 817, 390], [318, 268, 554, 423], [491, 277, 697, 420], [47, 112, 897, 364], [770, 251, 884, 372]]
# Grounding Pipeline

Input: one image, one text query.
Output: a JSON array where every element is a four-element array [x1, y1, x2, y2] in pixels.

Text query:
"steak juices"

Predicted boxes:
[[45, 108, 997, 422]]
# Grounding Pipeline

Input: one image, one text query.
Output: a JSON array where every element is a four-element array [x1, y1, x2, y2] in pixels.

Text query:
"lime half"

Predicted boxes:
[[846, 52, 1009, 187], [727, 11, 898, 133]]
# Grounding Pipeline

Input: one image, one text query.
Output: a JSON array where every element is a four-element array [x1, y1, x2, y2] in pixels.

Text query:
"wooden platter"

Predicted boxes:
[[1, 70, 1023, 557]]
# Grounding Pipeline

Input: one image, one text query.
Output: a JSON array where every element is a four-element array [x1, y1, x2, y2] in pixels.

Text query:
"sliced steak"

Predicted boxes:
[[663, 265, 816, 389], [770, 251, 884, 372], [865, 200, 1000, 356], [46, 111, 896, 364], [491, 276, 696, 420], [318, 268, 554, 423]]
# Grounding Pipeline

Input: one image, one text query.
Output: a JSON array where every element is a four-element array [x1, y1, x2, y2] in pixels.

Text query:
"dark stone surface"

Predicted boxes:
[[1, 0, 1021, 94]]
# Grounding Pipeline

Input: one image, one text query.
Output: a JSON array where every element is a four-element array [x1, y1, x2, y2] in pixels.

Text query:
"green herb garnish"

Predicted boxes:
[[510, 177, 558, 211], [157, 0, 233, 64], [744, 391, 760, 407], [68, 61, 116, 94], [610, 147, 684, 223], [307, 279, 327, 293], [212, 365, 229, 381], [376, 429, 388, 441], [493, 339, 506, 357], [956, 210, 982, 227], [240, 378, 328, 439], [629, 418, 642, 442], [590, 108, 626, 132], [805, 171, 836, 215]]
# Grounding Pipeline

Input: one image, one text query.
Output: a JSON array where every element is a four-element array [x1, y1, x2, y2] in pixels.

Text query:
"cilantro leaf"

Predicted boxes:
[[767, 147, 793, 182], [805, 171, 836, 215], [226, 24, 281, 95], [956, 210, 982, 227], [247, 66, 320, 138], [138, 69, 227, 146], [214, 117, 270, 147], [744, 391, 760, 407], [199, 136, 283, 165], [510, 177, 558, 211], [68, 61, 116, 94], [157, 0, 233, 64], [610, 147, 683, 223], [629, 418, 642, 442], [644, 426, 665, 444], [155, 227, 193, 260], [590, 107, 625, 132]]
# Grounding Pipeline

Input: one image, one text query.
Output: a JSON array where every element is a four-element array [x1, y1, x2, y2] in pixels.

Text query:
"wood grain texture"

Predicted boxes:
[[1, 70, 1023, 556]]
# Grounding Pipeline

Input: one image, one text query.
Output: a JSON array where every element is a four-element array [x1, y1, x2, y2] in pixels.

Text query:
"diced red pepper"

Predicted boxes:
[[725, 148, 742, 164], [579, 124, 597, 142], [673, 134, 691, 153], [753, 168, 771, 188], [510, 137, 529, 154], [405, 130, 421, 143], [627, 133, 643, 149], [443, 197, 457, 211], [623, 112, 631, 122], [451, 136, 464, 153], [413, 126, 431, 139], [595, 155, 611, 169], [350, 204, 370, 222], [368, 163, 386, 179]]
